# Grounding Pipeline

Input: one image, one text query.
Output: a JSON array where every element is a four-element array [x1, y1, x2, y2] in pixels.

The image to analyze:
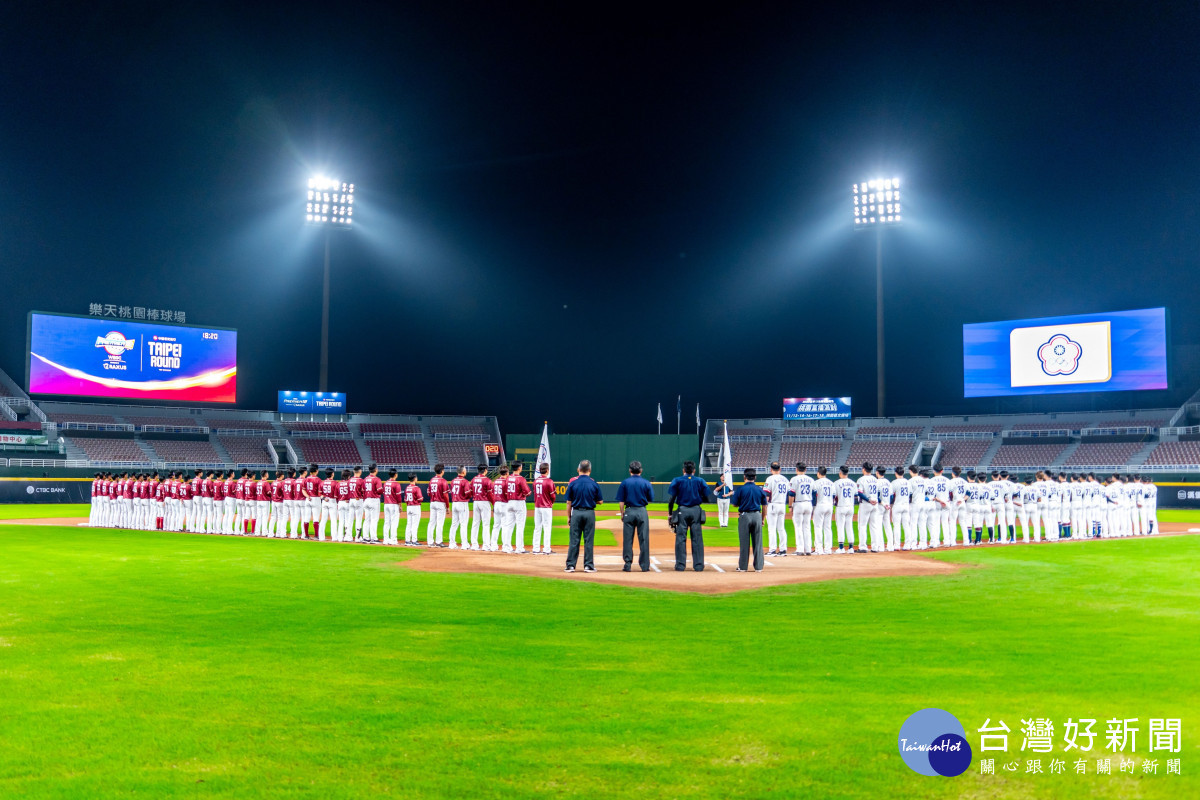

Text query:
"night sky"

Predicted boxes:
[[2, 3, 1198, 432]]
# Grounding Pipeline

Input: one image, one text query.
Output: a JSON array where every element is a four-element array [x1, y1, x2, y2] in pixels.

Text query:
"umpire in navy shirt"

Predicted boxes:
[[731, 468, 766, 572], [667, 460, 710, 571], [615, 461, 654, 572], [565, 460, 603, 573]]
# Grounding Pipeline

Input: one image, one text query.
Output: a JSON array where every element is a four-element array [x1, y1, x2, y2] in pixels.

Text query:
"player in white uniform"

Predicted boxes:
[[1016, 478, 1036, 542], [788, 463, 815, 556], [905, 466, 924, 550], [875, 466, 893, 552], [812, 466, 835, 555], [929, 467, 951, 547], [1142, 475, 1158, 534], [1103, 475, 1122, 537], [763, 463, 790, 556], [833, 466, 857, 554], [1000, 471, 1018, 543], [855, 463, 880, 552], [889, 466, 909, 552], [948, 467, 968, 546]]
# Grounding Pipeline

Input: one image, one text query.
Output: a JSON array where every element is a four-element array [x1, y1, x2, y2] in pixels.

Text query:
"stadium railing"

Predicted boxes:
[[855, 432, 919, 441], [930, 431, 996, 440], [54, 421, 136, 433], [1080, 425, 1158, 437], [780, 430, 845, 440], [1004, 429, 1071, 439], [7, 458, 92, 468], [362, 431, 425, 441], [1161, 425, 1200, 436], [268, 438, 295, 467], [212, 427, 278, 437], [138, 424, 212, 435], [432, 432, 488, 441], [283, 430, 352, 439]]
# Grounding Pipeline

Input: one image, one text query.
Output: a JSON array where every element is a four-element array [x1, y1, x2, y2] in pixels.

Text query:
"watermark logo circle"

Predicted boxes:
[[898, 708, 971, 776]]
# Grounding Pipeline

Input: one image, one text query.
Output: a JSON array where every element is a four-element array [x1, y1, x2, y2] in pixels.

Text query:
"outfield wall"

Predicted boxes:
[[504, 434, 699, 483]]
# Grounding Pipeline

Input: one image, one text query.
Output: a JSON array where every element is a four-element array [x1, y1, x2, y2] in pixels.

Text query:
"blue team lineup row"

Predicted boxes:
[[721, 461, 1162, 557]]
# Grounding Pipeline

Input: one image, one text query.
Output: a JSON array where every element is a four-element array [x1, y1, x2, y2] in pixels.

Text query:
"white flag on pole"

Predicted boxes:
[[695, 403, 700, 430], [656, 403, 663, 425], [721, 422, 733, 490], [536, 422, 551, 475]]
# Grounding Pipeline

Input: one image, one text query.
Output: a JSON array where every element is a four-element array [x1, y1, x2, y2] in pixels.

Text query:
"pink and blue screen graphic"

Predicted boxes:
[[28, 312, 237, 403], [962, 308, 1167, 398]]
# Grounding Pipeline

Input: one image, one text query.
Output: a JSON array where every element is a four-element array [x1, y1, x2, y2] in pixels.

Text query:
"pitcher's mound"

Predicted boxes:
[[400, 546, 965, 594]]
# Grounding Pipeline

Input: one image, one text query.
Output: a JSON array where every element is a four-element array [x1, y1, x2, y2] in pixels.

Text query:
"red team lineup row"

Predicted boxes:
[[86, 462, 560, 553]]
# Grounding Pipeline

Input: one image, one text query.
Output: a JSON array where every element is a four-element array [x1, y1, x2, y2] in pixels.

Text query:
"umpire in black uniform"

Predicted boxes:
[[615, 461, 654, 572], [731, 467, 766, 571], [667, 460, 710, 571], [565, 460, 603, 573]]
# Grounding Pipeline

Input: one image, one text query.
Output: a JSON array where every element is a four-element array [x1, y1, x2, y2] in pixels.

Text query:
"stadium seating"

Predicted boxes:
[[367, 440, 429, 466], [1143, 441, 1200, 466], [124, 416, 205, 429], [1007, 421, 1085, 430], [777, 441, 840, 470], [205, 419, 276, 431], [856, 426, 923, 436], [0, 420, 44, 431], [846, 441, 915, 467], [360, 423, 421, 435], [1093, 418, 1167, 429], [730, 442, 772, 469], [146, 439, 222, 463], [931, 424, 1000, 434], [937, 440, 992, 468], [218, 437, 274, 465], [430, 425, 487, 437], [295, 438, 362, 465], [727, 427, 775, 439], [287, 422, 350, 434], [49, 412, 119, 424], [1064, 442, 1142, 467], [433, 441, 483, 468], [989, 444, 1068, 467], [68, 437, 150, 463]]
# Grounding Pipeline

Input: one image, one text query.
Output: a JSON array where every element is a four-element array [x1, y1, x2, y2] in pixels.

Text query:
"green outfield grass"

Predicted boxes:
[[1, 505, 1197, 798]]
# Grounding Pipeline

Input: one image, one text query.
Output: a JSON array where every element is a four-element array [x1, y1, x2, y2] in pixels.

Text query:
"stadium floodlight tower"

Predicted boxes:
[[852, 177, 902, 418], [305, 176, 355, 392]]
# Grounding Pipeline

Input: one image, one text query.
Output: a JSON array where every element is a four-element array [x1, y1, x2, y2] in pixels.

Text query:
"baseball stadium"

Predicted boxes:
[[3, 3, 1199, 799]]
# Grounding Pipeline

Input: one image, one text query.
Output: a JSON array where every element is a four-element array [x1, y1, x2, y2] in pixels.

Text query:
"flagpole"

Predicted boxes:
[[676, 395, 680, 436]]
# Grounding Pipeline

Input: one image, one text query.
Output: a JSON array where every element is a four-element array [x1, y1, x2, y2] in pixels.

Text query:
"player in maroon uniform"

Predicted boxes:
[[304, 466, 323, 538], [154, 474, 166, 530], [448, 466, 474, 549], [346, 467, 364, 542], [318, 468, 338, 541], [426, 464, 451, 547], [336, 469, 353, 542], [381, 469, 401, 544], [532, 463, 556, 554], [469, 464, 493, 551], [269, 471, 285, 537], [505, 462, 532, 553], [403, 472, 424, 545], [360, 464, 383, 543], [489, 466, 509, 551]]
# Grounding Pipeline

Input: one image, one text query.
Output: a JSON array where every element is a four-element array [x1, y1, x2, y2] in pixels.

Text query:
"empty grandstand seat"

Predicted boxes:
[[845, 441, 915, 467], [360, 423, 421, 435], [777, 441, 840, 469], [68, 437, 150, 463], [989, 444, 1068, 467], [147, 439, 222, 463], [931, 424, 1000, 434], [295, 438, 361, 464], [205, 419, 276, 431], [1064, 442, 1141, 467], [367, 440, 429, 466], [430, 424, 487, 437], [287, 422, 350, 434], [937, 440, 991, 468], [433, 441, 483, 467], [727, 427, 775, 439], [856, 426, 923, 436], [219, 437, 274, 465], [1092, 418, 1167, 429], [125, 416, 204, 429], [49, 413, 119, 424], [1143, 441, 1200, 466]]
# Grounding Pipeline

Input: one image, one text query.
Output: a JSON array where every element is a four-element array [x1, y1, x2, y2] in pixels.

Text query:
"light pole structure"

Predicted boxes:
[[305, 176, 354, 392], [852, 177, 901, 417]]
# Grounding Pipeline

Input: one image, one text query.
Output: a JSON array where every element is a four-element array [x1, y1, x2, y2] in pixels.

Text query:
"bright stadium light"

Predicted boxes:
[[852, 178, 902, 227], [305, 174, 356, 392], [853, 175, 903, 417]]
